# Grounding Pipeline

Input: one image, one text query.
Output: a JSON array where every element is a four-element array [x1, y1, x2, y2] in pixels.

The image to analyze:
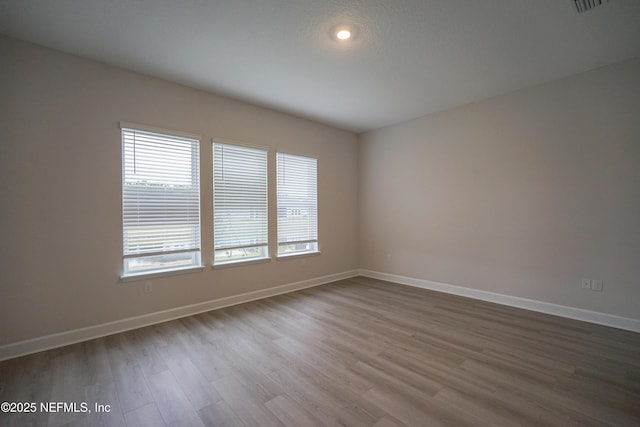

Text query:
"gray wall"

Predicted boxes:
[[0, 36, 359, 345], [359, 58, 640, 320]]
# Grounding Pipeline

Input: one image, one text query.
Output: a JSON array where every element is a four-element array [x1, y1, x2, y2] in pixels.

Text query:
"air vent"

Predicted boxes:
[[572, 0, 610, 14]]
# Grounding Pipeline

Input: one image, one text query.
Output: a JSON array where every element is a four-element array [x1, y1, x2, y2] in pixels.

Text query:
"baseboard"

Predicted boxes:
[[358, 269, 640, 333], [0, 270, 359, 362], [4, 268, 636, 361]]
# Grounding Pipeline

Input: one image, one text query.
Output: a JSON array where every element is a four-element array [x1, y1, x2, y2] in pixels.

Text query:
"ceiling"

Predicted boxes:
[[1, 1, 639, 133]]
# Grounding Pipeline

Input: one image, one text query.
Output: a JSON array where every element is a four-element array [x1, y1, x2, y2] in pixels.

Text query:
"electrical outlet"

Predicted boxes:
[[581, 278, 591, 290], [591, 279, 603, 292], [144, 281, 153, 293]]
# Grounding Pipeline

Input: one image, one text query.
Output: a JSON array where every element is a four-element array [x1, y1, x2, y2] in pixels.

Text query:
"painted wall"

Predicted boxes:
[[359, 58, 640, 320], [2, 32, 638, 348], [0, 36, 359, 345]]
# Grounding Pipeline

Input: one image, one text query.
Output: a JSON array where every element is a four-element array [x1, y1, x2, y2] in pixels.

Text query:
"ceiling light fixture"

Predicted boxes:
[[332, 25, 356, 42], [336, 29, 352, 40]]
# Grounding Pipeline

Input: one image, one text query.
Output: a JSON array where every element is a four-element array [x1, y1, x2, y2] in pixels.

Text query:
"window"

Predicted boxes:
[[121, 123, 201, 277], [213, 142, 268, 264], [277, 152, 318, 256]]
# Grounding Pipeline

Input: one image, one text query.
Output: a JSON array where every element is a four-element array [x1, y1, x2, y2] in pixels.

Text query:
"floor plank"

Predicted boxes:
[[197, 400, 246, 427], [146, 370, 204, 427], [123, 402, 165, 427]]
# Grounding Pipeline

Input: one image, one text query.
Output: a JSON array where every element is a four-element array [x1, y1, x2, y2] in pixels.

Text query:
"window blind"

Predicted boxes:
[[121, 126, 201, 275], [276, 152, 318, 255], [213, 142, 268, 263]]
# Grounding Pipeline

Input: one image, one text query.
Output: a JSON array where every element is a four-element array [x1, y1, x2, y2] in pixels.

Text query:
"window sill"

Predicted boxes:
[[276, 251, 321, 260], [120, 265, 205, 282], [212, 257, 272, 269]]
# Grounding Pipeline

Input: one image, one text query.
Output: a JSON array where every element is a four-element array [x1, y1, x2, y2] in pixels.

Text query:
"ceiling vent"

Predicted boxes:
[[572, 0, 610, 14]]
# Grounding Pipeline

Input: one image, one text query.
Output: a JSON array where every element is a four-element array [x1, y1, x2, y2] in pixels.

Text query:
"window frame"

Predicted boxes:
[[276, 151, 319, 258], [119, 122, 203, 281], [212, 140, 270, 267]]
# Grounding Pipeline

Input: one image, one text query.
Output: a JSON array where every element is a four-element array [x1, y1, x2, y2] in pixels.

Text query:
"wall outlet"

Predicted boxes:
[[591, 279, 603, 292], [144, 281, 153, 293], [582, 278, 604, 292]]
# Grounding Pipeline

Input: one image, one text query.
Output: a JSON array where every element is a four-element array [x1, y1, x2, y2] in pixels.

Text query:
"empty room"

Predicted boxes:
[[1, 1, 639, 426]]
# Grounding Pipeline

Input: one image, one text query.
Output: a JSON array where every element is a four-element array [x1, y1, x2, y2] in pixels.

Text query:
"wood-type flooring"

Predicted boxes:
[[1, 276, 639, 426]]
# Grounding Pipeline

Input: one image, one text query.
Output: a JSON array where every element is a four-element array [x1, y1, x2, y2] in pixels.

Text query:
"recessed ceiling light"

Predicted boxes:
[[329, 24, 358, 44], [336, 29, 352, 40]]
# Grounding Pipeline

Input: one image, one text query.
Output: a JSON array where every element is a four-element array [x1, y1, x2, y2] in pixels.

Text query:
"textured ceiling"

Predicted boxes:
[[1, 0, 639, 133]]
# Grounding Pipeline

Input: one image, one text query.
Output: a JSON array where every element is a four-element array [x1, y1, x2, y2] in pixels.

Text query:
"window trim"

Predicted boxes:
[[119, 122, 203, 279], [276, 151, 319, 258], [119, 121, 201, 141], [212, 140, 270, 266], [276, 250, 321, 260], [120, 265, 205, 283], [211, 256, 272, 269]]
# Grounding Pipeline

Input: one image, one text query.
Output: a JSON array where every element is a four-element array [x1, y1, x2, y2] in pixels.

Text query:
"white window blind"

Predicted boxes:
[[276, 152, 318, 256], [121, 125, 201, 276], [213, 142, 268, 264]]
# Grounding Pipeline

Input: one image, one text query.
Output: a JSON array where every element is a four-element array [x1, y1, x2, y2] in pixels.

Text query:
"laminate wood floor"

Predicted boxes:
[[1, 276, 639, 427]]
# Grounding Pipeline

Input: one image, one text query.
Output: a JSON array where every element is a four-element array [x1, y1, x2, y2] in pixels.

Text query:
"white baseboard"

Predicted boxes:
[[0, 270, 359, 362], [4, 268, 636, 361], [358, 269, 640, 333]]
